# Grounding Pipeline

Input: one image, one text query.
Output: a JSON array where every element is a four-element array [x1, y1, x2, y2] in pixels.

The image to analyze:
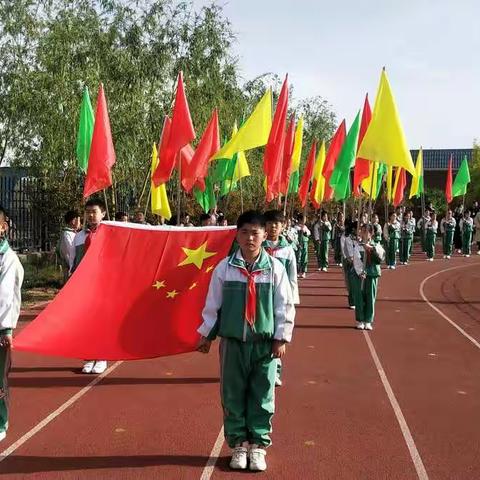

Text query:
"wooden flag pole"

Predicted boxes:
[[368, 162, 375, 220], [239, 177, 244, 213], [176, 153, 182, 225]]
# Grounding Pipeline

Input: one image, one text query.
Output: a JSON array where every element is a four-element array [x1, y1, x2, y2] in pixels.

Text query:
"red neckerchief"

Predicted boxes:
[[238, 266, 263, 327], [84, 225, 98, 252]]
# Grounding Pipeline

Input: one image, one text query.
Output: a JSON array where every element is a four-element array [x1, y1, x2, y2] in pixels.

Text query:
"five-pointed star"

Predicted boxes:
[[166, 290, 179, 299], [205, 265, 214, 273], [178, 242, 216, 269], [189, 282, 198, 290], [152, 280, 166, 290]]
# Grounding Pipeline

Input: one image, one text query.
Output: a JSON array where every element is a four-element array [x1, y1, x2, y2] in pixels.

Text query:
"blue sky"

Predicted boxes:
[[194, 0, 480, 148]]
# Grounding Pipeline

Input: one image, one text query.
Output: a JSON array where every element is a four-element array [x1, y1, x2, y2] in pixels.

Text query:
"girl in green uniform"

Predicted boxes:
[[399, 212, 414, 264], [371, 214, 383, 244], [295, 215, 311, 278], [383, 212, 401, 269], [460, 211, 474, 257], [440, 210, 456, 259], [333, 212, 345, 266]]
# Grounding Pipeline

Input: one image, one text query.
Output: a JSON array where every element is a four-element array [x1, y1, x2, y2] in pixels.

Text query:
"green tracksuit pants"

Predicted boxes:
[[343, 262, 355, 307], [462, 231, 472, 255], [220, 338, 276, 448], [0, 347, 11, 434], [399, 236, 413, 263], [351, 275, 379, 324], [426, 231, 436, 259], [420, 227, 426, 252], [334, 238, 342, 265], [386, 238, 399, 267], [443, 231, 454, 256], [317, 240, 329, 269], [296, 245, 308, 274]]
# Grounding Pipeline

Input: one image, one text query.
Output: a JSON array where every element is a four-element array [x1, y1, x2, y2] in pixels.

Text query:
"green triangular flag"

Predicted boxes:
[[76, 86, 94, 173], [288, 170, 300, 194], [194, 176, 216, 213], [375, 163, 387, 200], [330, 111, 361, 201], [452, 156, 470, 197]]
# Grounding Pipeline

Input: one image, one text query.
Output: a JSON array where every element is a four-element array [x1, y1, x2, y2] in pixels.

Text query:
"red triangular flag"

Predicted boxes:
[[393, 168, 407, 207], [322, 120, 346, 201], [264, 75, 288, 202], [15, 224, 237, 360], [153, 72, 196, 185], [353, 94, 372, 196], [83, 84, 116, 198], [298, 141, 317, 207], [279, 116, 296, 195], [182, 109, 220, 193], [445, 155, 453, 204]]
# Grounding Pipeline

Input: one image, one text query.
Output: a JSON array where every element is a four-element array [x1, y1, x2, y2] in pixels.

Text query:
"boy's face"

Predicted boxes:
[[70, 217, 81, 230], [85, 205, 106, 227], [361, 227, 372, 243], [321, 214, 328, 221], [390, 214, 397, 222], [237, 223, 267, 256], [266, 220, 284, 240], [447, 211, 452, 219], [372, 215, 378, 223], [0, 213, 8, 237]]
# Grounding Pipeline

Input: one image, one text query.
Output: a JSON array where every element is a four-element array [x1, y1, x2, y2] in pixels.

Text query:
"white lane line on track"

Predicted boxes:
[[419, 263, 480, 350], [363, 332, 429, 480], [0, 360, 123, 462], [199, 426, 225, 480], [199, 269, 319, 479]]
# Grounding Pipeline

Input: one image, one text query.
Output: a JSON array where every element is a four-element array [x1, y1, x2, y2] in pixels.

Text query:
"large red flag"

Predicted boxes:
[[298, 141, 317, 207], [393, 168, 407, 207], [279, 116, 295, 195], [181, 109, 220, 193], [445, 155, 453, 204], [152, 72, 196, 186], [15, 223, 237, 360], [322, 120, 346, 201], [83, 84, 116, 198], [353, 94, 372, 196], [264, 75, 288, 202]]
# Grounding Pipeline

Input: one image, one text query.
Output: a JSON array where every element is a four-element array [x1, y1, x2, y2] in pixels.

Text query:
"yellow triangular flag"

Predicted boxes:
[[409, 148, 423, 199], [151, 143, 172, 220], [290, 116, 304, 173], [357, 69, 416, 175], [362, 161, 379, 199], [312, 141, 327, 204], [230, 123, 250, 182], [213, 89, 272, 160]]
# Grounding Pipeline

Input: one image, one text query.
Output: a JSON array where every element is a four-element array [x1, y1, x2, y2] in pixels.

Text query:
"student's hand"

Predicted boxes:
[[364, 244, 373, 252], [272, 340, 286, 358], [197, 336, 212, 354], [0, 334, 13, 349], [360, 273, 367, 280]]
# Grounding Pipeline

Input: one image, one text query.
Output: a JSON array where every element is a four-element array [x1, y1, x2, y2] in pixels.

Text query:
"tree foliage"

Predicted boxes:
[[0, 0, 337, 227]]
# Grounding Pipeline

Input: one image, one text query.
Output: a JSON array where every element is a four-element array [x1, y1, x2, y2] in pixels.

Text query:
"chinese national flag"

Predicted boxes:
[[15, 224, 236, 360]]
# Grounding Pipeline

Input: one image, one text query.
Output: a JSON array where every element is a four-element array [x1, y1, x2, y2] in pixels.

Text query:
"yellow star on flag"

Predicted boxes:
[[178, 242, 216, 270], [205, 265, 214, 273], [152, 280, 166, 290], [166, 290, 179, 299], [189, 282, 198, 290]]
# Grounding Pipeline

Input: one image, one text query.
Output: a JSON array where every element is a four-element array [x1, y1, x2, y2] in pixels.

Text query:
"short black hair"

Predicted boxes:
[[85, 198, 106, 211], [0, 205, 7, 222], [199, 213, 212, 223], [115, 211, 128, 221], [64, 210, 80, 224], [237, 210, 266, 229], [264, 209, 285, 223], [362, 223, 374, 234]]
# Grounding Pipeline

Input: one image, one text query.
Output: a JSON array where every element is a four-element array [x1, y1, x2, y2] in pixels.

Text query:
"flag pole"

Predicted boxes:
[[176, 153, 182, 225], [368, 162, 375, 220], [102, 189, 110, 220], [239, 177, 244, 213], [283, 187, 289, 216]]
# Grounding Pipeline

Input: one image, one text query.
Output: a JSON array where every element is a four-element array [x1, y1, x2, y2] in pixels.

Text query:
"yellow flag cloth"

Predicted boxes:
[[409, 148, 423, 199], [229, 123, 250, 182], [290, 116, 304, 173], [151, 143, 172, 219], [357, 70, 416, 175], [312, 141, 327, 204], [386, 165, 394, 203], [213, 89, 272, 160], [361, 161, 379, 199]]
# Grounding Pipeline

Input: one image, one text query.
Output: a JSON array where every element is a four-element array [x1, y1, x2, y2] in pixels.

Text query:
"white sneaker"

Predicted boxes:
[[464, 254, 470, 258], [91, 360, 107, 374], [364, 323, 373, 331], [275, 377, 283, 387], [391, 265, 396, 270], [300, 272, 306, 278], [356, 322, 365, 330], [339, 263, 343, 267], [230, 446, 248, 470], [349, 305, 356, 310], [446, 255, 451, 259], [477, 251, 480, 255], [249, 446, 267, 471], [0, 431, 6, 442], [82, 360, 95, 374]]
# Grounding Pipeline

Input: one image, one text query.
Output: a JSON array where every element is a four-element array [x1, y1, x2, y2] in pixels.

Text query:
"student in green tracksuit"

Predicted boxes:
[[313, 211, 332, 271], [341, 220, 358, 309], [383, 212, 401, 269], [333, 212, 345, 266], [295, 215, 311, 278], [440, 210, 456, 259], [399, 212, 414, 264], [460, 211, 474, 257], [425, 212, 438, 261], [371, 214, 383, 244], [197, 210, 295, 472], [0, 206, 24, 442], [351, 223, 385, 330], [263, 210, 299, 388], [417, 210, 431, 253]]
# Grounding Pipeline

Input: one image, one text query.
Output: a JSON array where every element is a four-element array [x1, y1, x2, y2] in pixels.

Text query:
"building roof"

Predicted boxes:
[[411, 149, 473, 171]]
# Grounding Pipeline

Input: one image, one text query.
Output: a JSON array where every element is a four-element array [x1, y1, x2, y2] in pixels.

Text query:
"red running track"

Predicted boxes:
[[0, 249, 479, 479]]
